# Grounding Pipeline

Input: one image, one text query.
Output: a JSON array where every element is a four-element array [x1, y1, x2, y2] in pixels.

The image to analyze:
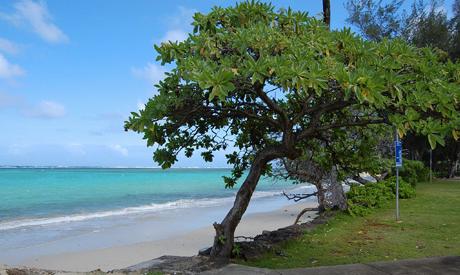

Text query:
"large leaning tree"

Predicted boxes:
[[125, 1, 460, 259]]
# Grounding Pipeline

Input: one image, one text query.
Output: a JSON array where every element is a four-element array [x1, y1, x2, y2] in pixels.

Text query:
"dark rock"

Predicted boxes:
[[117, 255, 226, 274], [199, 247, 212, 256], [235, 211, 337, 261]]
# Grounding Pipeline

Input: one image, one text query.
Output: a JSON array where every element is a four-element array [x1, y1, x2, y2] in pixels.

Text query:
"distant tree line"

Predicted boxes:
[[347, 0, 460, 177]]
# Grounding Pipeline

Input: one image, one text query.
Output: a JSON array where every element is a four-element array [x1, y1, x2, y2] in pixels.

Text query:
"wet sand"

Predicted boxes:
[[21, 201, 317, 272]]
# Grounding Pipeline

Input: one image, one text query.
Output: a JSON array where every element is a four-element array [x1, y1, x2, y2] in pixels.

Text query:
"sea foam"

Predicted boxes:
[[0, 190, 282, 231]]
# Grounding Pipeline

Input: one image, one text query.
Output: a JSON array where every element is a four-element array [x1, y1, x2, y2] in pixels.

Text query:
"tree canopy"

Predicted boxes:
[[347, 0, 460, 177], [346, 0, 455, 57], [125, 1, 459, 257]]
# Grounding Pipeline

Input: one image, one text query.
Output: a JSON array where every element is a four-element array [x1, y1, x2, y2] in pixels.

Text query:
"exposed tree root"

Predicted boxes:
[[294, 207, 319, 225]]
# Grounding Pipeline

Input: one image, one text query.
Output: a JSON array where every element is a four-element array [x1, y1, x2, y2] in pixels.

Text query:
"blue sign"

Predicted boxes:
[[395, 140, 402, 167]]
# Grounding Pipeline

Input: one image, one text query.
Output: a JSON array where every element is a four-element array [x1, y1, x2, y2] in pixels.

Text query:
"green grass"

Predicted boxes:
[[242, 179, 460, 269]]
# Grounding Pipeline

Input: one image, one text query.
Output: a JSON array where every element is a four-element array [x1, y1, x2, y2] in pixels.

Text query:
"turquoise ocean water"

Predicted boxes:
[[0, 168, 301, 231], [0, 168, 317, 265]]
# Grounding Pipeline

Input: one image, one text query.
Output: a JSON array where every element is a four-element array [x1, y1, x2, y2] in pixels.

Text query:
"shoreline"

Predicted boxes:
[[16, 200, 317, 272]]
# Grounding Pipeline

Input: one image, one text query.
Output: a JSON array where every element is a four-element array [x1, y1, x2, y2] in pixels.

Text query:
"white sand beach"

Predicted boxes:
[[18, 200, 317, 272]]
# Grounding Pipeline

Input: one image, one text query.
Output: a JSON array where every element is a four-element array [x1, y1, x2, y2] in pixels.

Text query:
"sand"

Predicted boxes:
[[20, 201, 317, 272]]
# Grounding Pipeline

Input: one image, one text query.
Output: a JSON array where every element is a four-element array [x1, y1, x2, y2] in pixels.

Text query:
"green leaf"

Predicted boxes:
[[427, 134, 437, 149]]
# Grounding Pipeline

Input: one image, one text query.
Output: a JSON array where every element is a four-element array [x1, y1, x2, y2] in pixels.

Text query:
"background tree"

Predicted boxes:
[[280, 1, 393, 214], [126, 1, 459, 259], [346, 0, 460, 177], [346, 0, 450, 46], [450, 0, 460, 59], [279, 125, 390, 215], [323, 0, 331, 28]]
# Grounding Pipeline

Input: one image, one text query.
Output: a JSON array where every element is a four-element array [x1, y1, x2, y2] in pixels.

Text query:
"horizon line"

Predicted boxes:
[[0, 165, 233, 169]]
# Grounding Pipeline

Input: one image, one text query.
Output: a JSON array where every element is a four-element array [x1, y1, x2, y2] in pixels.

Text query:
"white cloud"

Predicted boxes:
[[109, 144, 129, 156], [0, 38, 20, 55], [170, 6, 196, 29], [131, 62, 165, 84], [1, 0, 68, 44], [160, 29, 188, 43], [0, 53, 25, 79], [158, 6, 195, 44], [25, 100, 66, 118], [0, 92, 67, 120]]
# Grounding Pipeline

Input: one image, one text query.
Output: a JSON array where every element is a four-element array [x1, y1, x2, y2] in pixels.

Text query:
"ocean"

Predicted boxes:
[[0, 168, 315, 265], [0, 168, 306, 230]]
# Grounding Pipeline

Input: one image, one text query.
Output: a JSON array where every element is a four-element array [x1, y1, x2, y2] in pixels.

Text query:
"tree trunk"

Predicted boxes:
[[210, 147, 286, 259], [449, 159, 458, 178], [325, 179, 348, 210], [322, 0, 331, 28], [282, 159, 347, 212], [314, 166, 347, 211], [315, 183, 326, 212]]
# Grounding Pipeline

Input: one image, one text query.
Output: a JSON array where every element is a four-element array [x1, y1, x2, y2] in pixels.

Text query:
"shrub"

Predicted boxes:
[[381, 176, 416, 198], [390, 159, 429, 187], [346, 177, 415, 216]]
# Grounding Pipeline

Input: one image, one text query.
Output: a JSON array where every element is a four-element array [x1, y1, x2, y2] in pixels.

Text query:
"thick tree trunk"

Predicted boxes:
[[210, 147, 287, 259], [209, 161, 263, 259], [314, 167, 347, 211], [283, 159, 347, 212], [325, 179, 348, 210], [315, 183, 327, 212]]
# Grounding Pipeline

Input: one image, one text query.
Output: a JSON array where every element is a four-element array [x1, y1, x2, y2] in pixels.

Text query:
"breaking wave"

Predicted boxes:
[[0, 190, 282, 231]]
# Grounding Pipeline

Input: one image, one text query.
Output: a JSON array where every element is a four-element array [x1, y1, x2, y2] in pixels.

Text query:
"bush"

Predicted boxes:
[[381, 176, 416, 198], [346, 177, 415, 216], [390, 159, 429, 187]]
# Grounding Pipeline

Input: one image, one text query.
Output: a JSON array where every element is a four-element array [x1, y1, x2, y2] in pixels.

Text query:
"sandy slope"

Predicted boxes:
[[21, 201, 317, 272]]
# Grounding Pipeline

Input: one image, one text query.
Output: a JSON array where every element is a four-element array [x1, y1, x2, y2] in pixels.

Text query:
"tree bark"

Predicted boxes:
[[315, 182, 327, 212], [449, 159, 458, 178], [210, 147, 287, 259], [282, 159, 347, 212], [313, 166, 347, 211], [323, 0, 331, 29]]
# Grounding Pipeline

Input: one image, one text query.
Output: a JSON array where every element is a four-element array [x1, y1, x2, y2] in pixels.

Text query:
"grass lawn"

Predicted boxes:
[[242, 179, 460, 269]]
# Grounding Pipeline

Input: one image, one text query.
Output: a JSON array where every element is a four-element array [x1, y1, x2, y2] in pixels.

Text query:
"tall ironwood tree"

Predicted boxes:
[[126, 2, 459, 259]]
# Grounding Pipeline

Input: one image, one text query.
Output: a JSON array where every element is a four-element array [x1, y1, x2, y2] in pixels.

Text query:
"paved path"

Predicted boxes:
[[203, 256, 460, 275], [2, 256, 459, 274]]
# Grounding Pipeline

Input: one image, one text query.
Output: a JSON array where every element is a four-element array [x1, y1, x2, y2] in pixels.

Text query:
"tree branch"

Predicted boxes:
[[315, 118, 386, 132], [254, 82, 288, 127], [297, 118, 385, 140], [282, 191, 318, 202]]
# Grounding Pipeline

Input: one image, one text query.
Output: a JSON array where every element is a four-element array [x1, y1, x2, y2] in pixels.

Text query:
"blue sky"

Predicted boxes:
[[0, 0, 455, 167]]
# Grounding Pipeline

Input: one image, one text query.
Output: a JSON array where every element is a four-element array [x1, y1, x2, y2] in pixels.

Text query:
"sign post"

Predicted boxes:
[[395, 130, 402, 221], [430, 149, 433, 184]]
